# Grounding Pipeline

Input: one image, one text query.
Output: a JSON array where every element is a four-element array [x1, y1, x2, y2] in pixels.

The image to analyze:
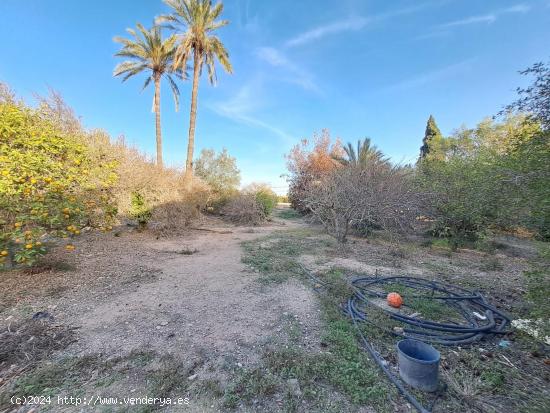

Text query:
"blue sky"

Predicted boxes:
[[1, 0, 549, 194]]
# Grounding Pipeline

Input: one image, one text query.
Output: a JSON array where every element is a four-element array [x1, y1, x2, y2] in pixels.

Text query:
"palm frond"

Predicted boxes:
[[142, 75, 153, 90], [167, 75, 181, 111], [161, 0, 233, 82], [113, 22, 185, 100]]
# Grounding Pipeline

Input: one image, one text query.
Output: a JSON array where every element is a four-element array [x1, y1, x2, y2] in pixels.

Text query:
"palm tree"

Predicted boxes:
[[113, 23, 184, 167], [335, 138, 388, 168], [156, 0, 233, 184]]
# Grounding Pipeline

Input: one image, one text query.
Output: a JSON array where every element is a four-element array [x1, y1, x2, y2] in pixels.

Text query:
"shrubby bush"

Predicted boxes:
[[0, 84, 214, 266], [243, 183, 278, 216], [221, 194, 266, 225], [417, 115, 549, 244], [194, 148, 240, 211], [305, 164, 422, 242], [221, 183, 279, 226], [286, 130, 343, 213], [0, 93, 117, 266]]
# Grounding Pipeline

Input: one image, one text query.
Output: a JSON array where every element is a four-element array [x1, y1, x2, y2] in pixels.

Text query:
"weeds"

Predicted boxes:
[[238, 228, 550, 413], [479, 256, 503, 272], [233, 231, 393, 411], [241, 229, 333, 283], [276, 208, 302, 220]]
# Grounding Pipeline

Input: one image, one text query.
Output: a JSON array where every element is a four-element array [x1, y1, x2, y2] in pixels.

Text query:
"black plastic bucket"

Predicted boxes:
[[397, 339, 440, 392]]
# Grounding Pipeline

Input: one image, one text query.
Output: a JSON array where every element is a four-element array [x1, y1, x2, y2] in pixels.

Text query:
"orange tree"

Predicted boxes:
[[0, 101, 117, 267]]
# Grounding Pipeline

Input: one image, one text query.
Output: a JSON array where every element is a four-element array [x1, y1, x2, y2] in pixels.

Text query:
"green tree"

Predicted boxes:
[[243, 183, 279, 216], [113, 23, 184, 167], [334, 138, 388, 168], [418, 115, 549, 243], [157, 0, 233, 184], [0, 101, 117, 267], [419, 115, 444, 160], [194, 148, 240, 195], [501, 61, 550, 130]]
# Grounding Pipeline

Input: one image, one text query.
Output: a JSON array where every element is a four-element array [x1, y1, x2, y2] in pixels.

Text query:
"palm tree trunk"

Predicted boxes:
[[184, 49, 201, 185], [154, 75, 163, 167]]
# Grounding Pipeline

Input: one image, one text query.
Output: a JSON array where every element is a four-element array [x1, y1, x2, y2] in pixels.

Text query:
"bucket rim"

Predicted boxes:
[[397, 338, 440, 364]]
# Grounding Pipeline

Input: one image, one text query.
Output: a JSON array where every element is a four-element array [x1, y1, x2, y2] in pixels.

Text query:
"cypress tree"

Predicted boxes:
[[419, 115, 443, 159]]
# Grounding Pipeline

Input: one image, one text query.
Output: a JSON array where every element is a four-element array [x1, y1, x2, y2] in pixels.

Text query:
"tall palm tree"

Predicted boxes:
[[113, 23, 184, 167], [335, 138, 388, 168], [157, 0, 233, 184]]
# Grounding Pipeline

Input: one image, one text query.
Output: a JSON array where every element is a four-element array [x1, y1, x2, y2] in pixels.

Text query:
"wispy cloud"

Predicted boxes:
[[208, 82, 295, 145], [285, 16, 368, 48], [440, 14, 497, 28], [439, 3, 531, 28], [381, 59, 475, 93], [255, 47, 321, 93], [284, 3, 435, 48]]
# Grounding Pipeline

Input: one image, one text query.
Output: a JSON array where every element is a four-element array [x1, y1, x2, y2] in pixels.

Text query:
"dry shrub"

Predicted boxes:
[[286, 130, 343, 213], [221, 194, 266, 225], [305, 164, 422, 242], [84, 132, 213, 230], [149, 179, 212, 234], [3, 85, 213, 235]]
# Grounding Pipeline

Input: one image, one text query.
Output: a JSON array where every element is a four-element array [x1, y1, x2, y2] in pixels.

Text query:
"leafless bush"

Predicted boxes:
[[150, 181, 211, 232], [221, 194, 266, 225], [304, 164, 423, 242]]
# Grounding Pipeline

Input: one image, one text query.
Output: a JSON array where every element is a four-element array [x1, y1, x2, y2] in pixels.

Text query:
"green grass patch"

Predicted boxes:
[[232, 232, 393, 411], [380, 283, 460, 321], [276, 208, 303, 220], [241, 229, 335, 284]]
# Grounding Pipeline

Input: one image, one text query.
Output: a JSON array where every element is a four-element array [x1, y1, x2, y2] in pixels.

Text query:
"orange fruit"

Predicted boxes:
[[387, 292, 404, 309]]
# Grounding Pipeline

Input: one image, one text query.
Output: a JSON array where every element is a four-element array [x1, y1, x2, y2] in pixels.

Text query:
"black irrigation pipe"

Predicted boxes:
[[298, 265, 512, 413], [348, 299, 431, 413], [344, 275, 511, 413], [346, 276, 511, 345]]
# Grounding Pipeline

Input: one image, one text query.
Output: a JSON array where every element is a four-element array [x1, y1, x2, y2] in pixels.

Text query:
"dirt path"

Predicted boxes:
[[71, 218, 320, 365], [0, 210, 317, 399], [1, 209, 326, 411]]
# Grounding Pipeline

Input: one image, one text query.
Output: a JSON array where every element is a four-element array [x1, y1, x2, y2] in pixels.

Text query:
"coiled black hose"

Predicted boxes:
[[344, 275, 511, 412], [297, 265, 512, 412], [346, 276, 510, 345]]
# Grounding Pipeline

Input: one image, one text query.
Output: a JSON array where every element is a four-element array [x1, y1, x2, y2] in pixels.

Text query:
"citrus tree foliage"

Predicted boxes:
[[418, 115, 549, 242], [286, 130, 343, 212], [0, 101, 117, 266]]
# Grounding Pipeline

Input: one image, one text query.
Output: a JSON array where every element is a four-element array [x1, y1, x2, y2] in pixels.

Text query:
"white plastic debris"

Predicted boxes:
[[511, 318, 550, 345]]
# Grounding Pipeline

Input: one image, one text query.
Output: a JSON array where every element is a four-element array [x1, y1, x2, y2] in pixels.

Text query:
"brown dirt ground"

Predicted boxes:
[[0, 211, 321, 412], [1, 208, 549, 413]]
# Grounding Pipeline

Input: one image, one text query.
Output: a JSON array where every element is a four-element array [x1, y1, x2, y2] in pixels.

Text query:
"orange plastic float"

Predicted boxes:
[[387, 292, 403, 308]]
